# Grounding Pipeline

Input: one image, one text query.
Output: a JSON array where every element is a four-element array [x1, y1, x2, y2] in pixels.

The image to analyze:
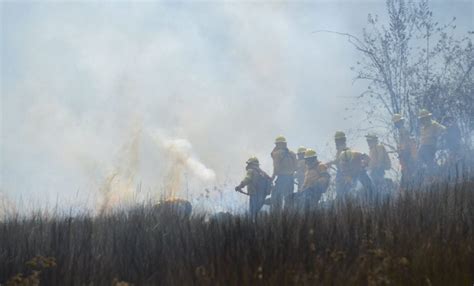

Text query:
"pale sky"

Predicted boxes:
[[1, 1, 472, 212]]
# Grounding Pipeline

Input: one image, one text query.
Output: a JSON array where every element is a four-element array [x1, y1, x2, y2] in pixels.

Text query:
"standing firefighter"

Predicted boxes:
[[296, 146, 307, 192], [392, 114, 417, 186], [365, 134, 391, 190], [270, 136, 297, 212], [334, 131, 349, 158], [441, 115, 462, 164], [418, 109, 446, 172], [329, 131, 350, 196], [338, 149, 375, 199], [235, 157, 272, 218]]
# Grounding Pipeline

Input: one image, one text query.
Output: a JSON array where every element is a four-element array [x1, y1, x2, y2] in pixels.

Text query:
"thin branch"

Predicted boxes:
[[312, 30, 368, 50], [454, 61, 474, 92]]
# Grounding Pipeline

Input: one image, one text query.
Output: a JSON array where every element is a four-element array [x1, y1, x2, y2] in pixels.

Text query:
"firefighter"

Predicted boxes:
[[334, 131, 349, 158], [235, 157, 272, 218], [417, 109, 446, 172], [296, 146, 307, 192], [328, 131, 351, 196], [365, 134, 391, 190], [300, 149, 330, 206], [270, 136, 297, 212], [286, 149, 330, 210], [392, 114, 417, 186], [338, 149, 374, 199], [441, 115, 462, 164]]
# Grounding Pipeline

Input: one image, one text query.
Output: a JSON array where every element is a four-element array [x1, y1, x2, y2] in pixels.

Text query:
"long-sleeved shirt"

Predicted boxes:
[[397, 127, 412, 152], [395, 126, 416, 171], [296, 159, 306, 191], [271, 147, 297, 176], [420, 120, 446, 146], [239, 166, 269, 195], [338, 151, 369, 179], [368, 144, 391, 171], [302, 161, 330, 191]]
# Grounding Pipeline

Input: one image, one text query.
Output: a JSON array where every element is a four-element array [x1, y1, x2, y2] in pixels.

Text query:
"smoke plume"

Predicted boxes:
[[2, 1, 471, 213]]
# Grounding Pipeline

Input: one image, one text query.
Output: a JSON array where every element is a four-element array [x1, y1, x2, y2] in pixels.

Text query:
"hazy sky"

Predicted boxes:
[[1, 1, 472, 212]]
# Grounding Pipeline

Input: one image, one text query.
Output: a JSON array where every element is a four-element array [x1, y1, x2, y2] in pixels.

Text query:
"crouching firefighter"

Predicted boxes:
[[338, 149, 375, 200], [235, 157, 273, 218], [287, 149, 330, 210]]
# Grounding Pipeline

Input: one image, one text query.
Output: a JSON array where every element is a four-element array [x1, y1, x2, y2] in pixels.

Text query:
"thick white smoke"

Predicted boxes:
[[2, 2, 471, 213], [148, 129, 216, 200], [159, 136, 216, 182], [93, 127, 217, 212]]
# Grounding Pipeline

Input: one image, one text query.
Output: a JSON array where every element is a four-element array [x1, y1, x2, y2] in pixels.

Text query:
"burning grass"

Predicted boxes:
[[1, 179, 473, 285]]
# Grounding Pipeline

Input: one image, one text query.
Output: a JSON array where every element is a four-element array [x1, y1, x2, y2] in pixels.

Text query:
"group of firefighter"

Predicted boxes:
[[235, 109, 462, 217]]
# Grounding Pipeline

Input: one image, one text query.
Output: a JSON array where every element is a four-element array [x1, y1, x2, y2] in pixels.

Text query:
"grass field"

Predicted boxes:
[[1, 166, 473, 285]]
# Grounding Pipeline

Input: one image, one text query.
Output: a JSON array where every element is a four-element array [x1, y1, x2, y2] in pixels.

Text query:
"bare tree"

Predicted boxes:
[[317, 0, 473, 147]]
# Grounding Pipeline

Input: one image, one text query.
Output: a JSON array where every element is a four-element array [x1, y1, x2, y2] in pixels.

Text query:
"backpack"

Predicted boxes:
[[255, 168, 273, 196]]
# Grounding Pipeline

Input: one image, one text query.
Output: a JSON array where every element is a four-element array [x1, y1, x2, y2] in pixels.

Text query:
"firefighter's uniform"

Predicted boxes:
[[418, 109, 446, 170], [366, 134, 391, 189], [393, 114, 417, 186], [332, 131, 351, 196], [271, 136, 297, 212], [296, 147, 307, 192], [236, 157, 271, 218], [338, 149, 375, 198], [287, 149, 330, 209]]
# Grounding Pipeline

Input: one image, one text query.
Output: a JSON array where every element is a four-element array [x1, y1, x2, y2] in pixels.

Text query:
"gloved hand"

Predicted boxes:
[[235, 186, 242, 192]]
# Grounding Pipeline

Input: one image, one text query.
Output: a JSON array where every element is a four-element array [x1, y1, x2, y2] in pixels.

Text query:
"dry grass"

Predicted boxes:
[[1, 164, 473, 285]]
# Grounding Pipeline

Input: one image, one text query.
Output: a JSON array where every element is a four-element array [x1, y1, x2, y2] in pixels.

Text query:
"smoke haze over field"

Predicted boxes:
[[1, 1, 472, 212]]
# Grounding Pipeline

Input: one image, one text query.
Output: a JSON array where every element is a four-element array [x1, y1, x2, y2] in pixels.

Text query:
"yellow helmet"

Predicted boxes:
[[334, 131, 346, 140], [297, 146, 307, 154], [392, 113, 404, 123], [275, 135, 287, 144], [304, 148, 317, 159], [418, 109, 432, 119], [365, 133, 378, 141], [339, 149, 353, 162], [246, 157, 259, 165]]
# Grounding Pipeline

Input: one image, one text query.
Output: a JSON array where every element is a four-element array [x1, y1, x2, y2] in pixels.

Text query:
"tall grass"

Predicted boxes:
[[1, 168, 473, 285]]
